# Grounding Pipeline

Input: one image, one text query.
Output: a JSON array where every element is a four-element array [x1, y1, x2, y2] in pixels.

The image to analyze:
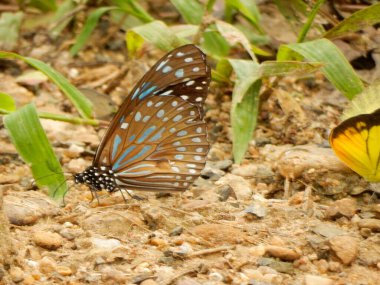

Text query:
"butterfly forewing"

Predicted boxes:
[[96, 95, 209, 191], [94, 44, 210, 165]]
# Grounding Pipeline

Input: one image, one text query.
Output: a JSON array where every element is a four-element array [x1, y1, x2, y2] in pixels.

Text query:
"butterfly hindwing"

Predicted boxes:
[[329, 109, 380, 182], [97, 95, 209, 191]]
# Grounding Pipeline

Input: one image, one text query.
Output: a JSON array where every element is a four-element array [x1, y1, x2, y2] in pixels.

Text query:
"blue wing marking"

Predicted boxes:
[[112, 135, 122, 159], [112, 145, 137, 170], [139, 86, 157, 100], [137, 126, 156, 143], [114, 145, 152, 169], [148, 127, 166, 142]]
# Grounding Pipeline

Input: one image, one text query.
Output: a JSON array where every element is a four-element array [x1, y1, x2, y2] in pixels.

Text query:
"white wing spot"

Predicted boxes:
[[171, 101, 178, 107], [195, 86, 203, 90], [184, 57, 193, 62], [155, 101, 164, 107], [186, 80, 195, 86], [175, 154, 184, 160], [172, 166, 180, 172], [184, 182, 189, 187], [182, 77, 191, 82], [170, 127, 176, 133], [135, 112, 142, 121], [192, 137, 201, 143], [177, 147, 186, 151], [196, 147, 203, 153], [186, 176, 192, 181], [147, 101, 153, 107], [189, 169, 196, 174], [173, 115, 182, 122], [174, 182, 180, 187], [157, 109, 165, 118], [181, 95, 189, 100], [163, 117, 169, 122], [193, 67, 200, 72], [176, 175, 181, 180], [176, 52, 184, 57], [161, 89, 173, 95], [177, 130, 187, 137], [173, 141, 181, 146], [190, 110, 195, 116], [143, 115, 151, 122], [187, 164, 196, 168], [196, 127, 202, 133], [195, 97, 203, 102], [194, 155, 202, 161], [162, 66, 172, 73], [202, 81, 207, 84], [121, 122, 129, 129]]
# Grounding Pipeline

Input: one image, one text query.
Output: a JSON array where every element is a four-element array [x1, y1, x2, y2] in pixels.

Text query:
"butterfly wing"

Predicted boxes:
[[329, 109, 380, 182], [94, 44, 210, 165], [97, 95, 209, 191]]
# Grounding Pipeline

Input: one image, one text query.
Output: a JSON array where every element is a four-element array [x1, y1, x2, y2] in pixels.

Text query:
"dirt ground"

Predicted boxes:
[[1, 2, 380, 285]]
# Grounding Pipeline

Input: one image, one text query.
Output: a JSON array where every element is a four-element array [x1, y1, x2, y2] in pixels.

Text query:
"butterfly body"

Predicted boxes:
[[75, 45, 211, 194]]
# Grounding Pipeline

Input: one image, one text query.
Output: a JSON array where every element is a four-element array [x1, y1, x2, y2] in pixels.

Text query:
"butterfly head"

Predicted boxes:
[[74, 166, 117, 192]]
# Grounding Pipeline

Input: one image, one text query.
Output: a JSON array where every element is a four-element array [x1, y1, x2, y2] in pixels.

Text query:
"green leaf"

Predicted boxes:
[[130, 21, 186, 51], [170, 0, 204, 25], [171, 24, 198, 38], [297, 0, 326, 42], [259, 61, 323, 77], [70, 7, 119, 56], [324, 3, 380, 39], [28, 0, 57, 11], [0, 93, 16, 112], [0, 51, 93, 118], [0, 12, 23, 50], [215, 20, 257, 61], [50, 0, 77, 39], [4, 104, 67, 202], [225, 0, 262, 33], [279, 39, 364, 99], [201, 29, 230, 60], [111, 0, 154, 23], [213, 58, 233, 83], [229, 59, 261, 163]]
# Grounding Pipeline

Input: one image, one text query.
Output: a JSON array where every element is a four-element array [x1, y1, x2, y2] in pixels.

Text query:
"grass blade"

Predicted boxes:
[[170, 0, 204, 25], [70, 7, 119, 56], [325, 3, 380, 39], [4, 104, 67, 202], [0, 93, 16, 112], [229, 59, 261, 163], [259, 61, 323, 77], [0, 51, 93, 118], [111, 0, 154, 23], [279, 39, 364, 99]]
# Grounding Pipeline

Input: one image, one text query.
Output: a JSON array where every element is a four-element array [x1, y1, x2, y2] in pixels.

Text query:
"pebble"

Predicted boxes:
[[10, 266, 24, 283], [59, 228, 83, 240], [39, 256, 57, 274], [231, 164, 258, 177], [169, 226, 183, 236], [357, 218, 380, 232], [216, 174, 253, 200], [304, 274, 333, 285], [56, 265, 73, 276], [325, 198, 357, 219], [329, 235, 358, 265], [209, 272, 224, 281], [265, 245, 300, 261], [91, 237, 121, 250], [201, 165, 225, 181], [244, 202, 267, 219], [217, 185, 234, 201], [100, 266, 127, 283], [191, 223, 247, 245], [33, 231, 63, 250]]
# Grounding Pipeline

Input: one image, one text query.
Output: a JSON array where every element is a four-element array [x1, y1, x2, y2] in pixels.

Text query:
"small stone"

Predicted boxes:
[[91, 237, 121, 250], [217, 185, 234, 201], [59, 228, 83, 240], [360, 227, 372, 238], [149, 238, 168, 248], [209, 272, 224, 281], [314, 259, 328, 273], [329, 235, 358, 265], [33, 231, 63, 250], [325, 198, 357, 219], [39, 256, 57, 274], [244, 202, 267, 220], [191, 224, 247, 245], [141, 279, 159, 285], [357, 218, 380, 232], [56, 266, 72, 276], [201, 165, 225, 181], [216, 174, 253, 200], [100, 267, 127, 283], [169, 226, 183, 236], [10, 266, 24, 283], [265, 245, 301, 261], [304, 274, 333, 285]]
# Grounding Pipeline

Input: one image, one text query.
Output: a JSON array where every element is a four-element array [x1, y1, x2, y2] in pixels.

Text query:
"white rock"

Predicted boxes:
[[91, 237, 121, 250]]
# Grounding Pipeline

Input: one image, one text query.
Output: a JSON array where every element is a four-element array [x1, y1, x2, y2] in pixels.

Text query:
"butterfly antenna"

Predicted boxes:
[[32, 172, 70, 187], [52, 178, 70, 202]]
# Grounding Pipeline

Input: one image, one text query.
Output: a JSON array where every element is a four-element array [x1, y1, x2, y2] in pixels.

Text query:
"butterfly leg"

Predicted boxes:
[[89, 187, 101, 205], [123, 188, 145, 201]]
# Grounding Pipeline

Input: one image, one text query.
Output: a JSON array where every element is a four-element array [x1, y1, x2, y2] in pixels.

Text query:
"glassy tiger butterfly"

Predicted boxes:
[[74, 44, 211, 196], [329, 108, 380, 182]]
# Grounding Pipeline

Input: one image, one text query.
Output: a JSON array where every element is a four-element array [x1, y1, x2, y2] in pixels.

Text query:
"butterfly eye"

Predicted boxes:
[[75, 44, 211, 195]]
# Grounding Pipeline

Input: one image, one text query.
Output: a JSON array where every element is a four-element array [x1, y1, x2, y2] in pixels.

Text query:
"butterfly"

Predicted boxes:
[[74, 44, 211, 197], [329, 108, 380, 182]]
